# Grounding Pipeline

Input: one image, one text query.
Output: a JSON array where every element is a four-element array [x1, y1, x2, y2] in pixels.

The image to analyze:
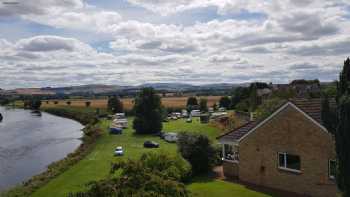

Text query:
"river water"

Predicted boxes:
[[0, 107, 83, 191]]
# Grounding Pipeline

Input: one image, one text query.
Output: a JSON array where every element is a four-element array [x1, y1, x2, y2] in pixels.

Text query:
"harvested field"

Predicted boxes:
[[42, 96, 222, 110]]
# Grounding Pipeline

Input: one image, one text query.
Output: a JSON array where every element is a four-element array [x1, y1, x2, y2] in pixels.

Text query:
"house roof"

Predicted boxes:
[[290, 98, 335, 124], [217, 98, 334, 143], [217, 121, 261, 143]]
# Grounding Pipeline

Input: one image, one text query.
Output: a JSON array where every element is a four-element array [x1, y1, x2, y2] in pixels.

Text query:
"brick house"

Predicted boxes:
[[217, 99, 337, 197]]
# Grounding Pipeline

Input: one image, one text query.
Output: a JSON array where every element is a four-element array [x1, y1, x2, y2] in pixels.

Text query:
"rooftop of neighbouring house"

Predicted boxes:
[[217, 98, 336, 143]]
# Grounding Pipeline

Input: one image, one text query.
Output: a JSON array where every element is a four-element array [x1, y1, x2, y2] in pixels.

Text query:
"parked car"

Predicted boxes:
[[191, 110, 201, 117], [143, 141, 159, 148], [110, 127, 122, 135], [114, 146, 124, 156], [114, 113, 126, 119], [172, 112, 182, 118], [181, 109, 188, 118], [113, 118, 128, 128], [218, 107, 226, 112], [164, 132, 178, 143]]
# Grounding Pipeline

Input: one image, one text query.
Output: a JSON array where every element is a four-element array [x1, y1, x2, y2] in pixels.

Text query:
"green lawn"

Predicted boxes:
[[31, 117, 271, 197], [188, 177, 271, 197]]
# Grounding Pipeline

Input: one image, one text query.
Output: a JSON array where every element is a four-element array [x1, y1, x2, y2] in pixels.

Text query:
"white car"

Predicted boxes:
[[114, 146, 124, 156], [164, 132, 178, 143]]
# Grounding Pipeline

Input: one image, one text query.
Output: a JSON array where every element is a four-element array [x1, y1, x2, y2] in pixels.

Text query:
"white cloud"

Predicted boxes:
[[0, 0, 83, 16], [16, 36, 79, 52], [0, 0, 349, 88], [0, 0, 122, 33], [27, 10, 122, 32]]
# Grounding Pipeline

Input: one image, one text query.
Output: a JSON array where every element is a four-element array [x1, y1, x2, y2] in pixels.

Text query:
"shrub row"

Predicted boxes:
[[42, 107, 99, 125]]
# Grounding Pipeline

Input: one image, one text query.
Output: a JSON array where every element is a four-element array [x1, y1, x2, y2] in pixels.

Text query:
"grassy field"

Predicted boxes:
[[188, 177, 272, 197], [29, 113, 271, 197], [41, 96, 221, 110]]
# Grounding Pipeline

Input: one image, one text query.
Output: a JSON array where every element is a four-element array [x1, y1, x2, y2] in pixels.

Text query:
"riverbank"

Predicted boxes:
[[0, 107, 102, 197]]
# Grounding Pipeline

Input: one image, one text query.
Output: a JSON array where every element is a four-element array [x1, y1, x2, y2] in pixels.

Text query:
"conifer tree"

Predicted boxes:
[[133, 88, 163, 134], [335, 57, 350, 197], [321, 95, 337, 134]]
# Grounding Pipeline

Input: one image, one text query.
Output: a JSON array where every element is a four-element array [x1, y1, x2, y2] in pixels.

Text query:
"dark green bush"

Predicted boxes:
[[177, 132, 216, 175], [69, 152, 190, 197]]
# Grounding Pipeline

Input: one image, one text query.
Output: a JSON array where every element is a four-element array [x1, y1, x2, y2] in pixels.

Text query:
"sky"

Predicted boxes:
[[0, 0, 350, 89]]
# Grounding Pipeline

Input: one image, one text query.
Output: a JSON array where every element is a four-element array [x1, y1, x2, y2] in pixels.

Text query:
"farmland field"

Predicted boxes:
[[41, 96, 222, 110]]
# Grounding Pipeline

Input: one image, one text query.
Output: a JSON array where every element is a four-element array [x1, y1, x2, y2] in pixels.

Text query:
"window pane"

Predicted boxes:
[[286, 154, 301, 170], [329, 160, 336, 178], [224, 145, 239, 161], [278, 153, 285, 167], [224, 144, 233, 160]]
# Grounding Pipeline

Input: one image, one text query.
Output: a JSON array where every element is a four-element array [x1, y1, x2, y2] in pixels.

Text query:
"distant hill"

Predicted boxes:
[[138, 83, 246, 91], [41, 84, 129, 94], [138, 83, 198, 91], [5, 83, 246, 95]]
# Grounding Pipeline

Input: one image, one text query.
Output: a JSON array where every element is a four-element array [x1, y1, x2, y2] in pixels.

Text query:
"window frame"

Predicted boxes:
[[329, 159, 336, 180], [277, 152, 302, 173], [223, 144, 239, 163]]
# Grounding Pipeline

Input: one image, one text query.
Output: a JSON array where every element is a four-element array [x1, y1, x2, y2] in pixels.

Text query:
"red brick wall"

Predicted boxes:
[[238, 105, 337, 197]]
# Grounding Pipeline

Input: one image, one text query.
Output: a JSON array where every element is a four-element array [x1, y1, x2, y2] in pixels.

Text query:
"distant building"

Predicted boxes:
[[290, 79, 321, 98], [256, 88, 272, 103], [271, 84, 289, 91]]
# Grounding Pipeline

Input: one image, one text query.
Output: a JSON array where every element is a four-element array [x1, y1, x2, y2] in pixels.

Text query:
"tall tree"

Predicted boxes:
[[219, 96, 231, 109], [338, 58, 350, 99], [336, 58, 350, 197], [231, 87, 250, 109], [199, 98, 208, 112], [32, 99, 41, 110], [107, 96, 124, 113], [24, 98, 41, 110], [186, 96, 198, 112], [133, 88, 163, 134], [336, 96, 350, 196], [186, 97, 198, 107], [249, 83, 258, 111], [321, 95, 337, 134]]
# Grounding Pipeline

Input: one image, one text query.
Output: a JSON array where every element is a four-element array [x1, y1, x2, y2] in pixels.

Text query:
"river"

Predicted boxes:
[[0, 107, 83, 191]]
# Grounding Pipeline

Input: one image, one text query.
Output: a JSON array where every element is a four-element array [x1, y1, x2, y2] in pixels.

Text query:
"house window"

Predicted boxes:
[[223, 144, 239, 162], [278, 152, 301, 172], [329, 160, 337, 179]]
